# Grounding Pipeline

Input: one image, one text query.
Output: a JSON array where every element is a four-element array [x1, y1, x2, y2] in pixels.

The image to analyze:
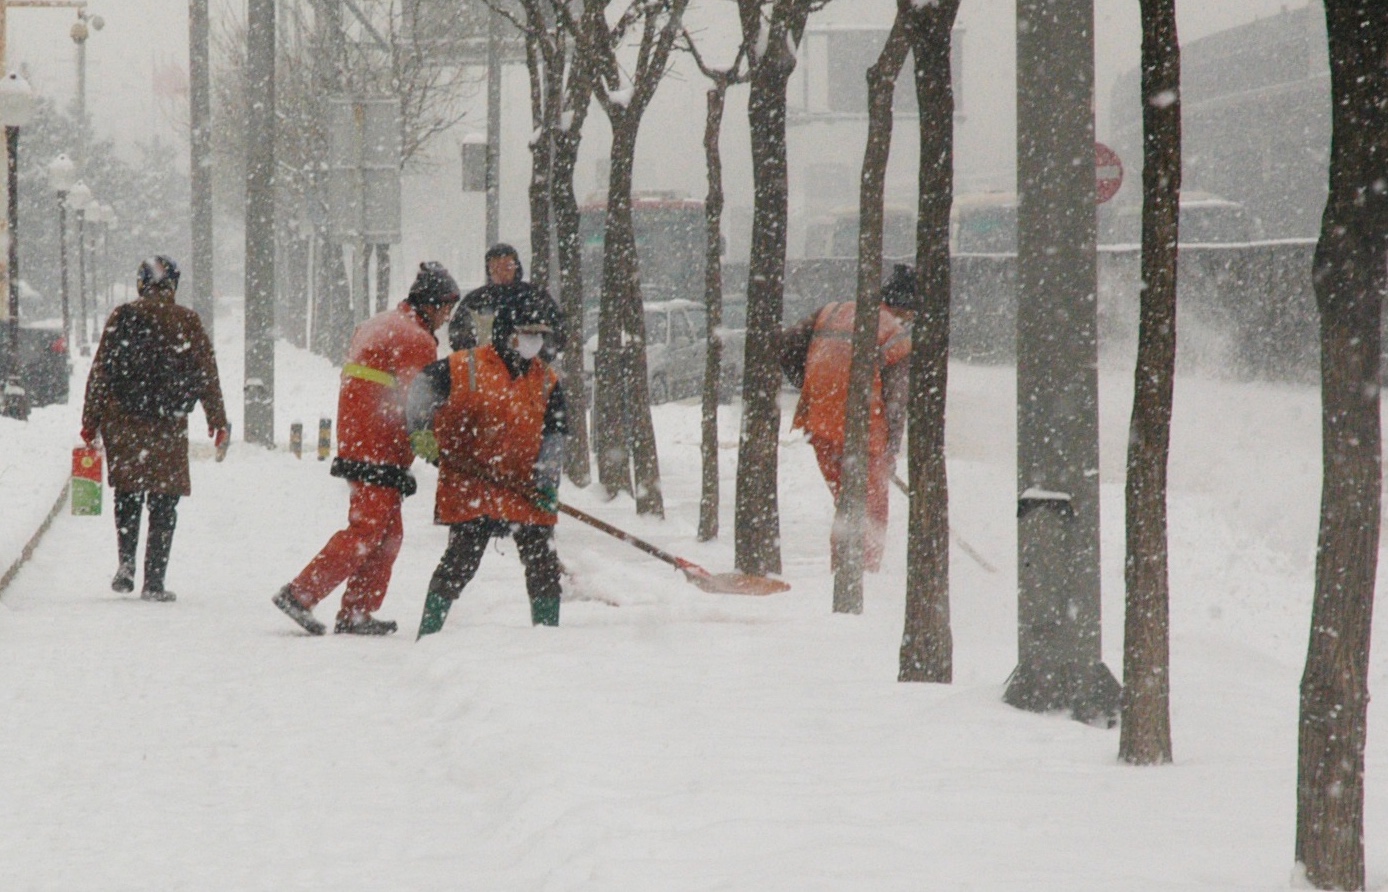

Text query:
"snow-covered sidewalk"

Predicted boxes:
[[3, 302, 1388, 889]]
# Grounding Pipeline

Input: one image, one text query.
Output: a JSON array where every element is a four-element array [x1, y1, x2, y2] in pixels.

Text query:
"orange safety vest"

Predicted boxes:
[[433, 345, 559, 526], [791, 301, 910, 449]]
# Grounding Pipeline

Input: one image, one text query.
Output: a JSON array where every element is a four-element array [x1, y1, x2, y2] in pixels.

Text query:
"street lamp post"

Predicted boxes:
[[69, 10, 104, 166], [47, 154, 76, 351], [102, 204, 116, 309], [0, 72, 35, 421], [66, 179, 92, 355], [88, 201, 112, 312]]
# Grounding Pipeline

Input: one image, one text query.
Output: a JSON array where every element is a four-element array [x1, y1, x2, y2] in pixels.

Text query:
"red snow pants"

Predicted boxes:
[[290, 481, 404, 620], [810, 436, 893, 573]]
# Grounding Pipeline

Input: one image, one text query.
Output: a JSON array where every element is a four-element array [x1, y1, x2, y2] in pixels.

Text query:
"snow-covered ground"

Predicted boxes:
[[0, 294, 1383, 890]]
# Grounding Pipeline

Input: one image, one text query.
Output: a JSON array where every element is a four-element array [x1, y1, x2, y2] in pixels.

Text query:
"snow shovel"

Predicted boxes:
[[890, 473, 997, 574], [554, 501, 790, 596], [450, 456, 789, 596]]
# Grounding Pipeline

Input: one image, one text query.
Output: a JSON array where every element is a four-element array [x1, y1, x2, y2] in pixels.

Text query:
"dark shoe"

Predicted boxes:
[[140, 588, 176, 602], [272, 586, 326, 636], [334, 613, 399, 636], [111, 563, 135, 594]]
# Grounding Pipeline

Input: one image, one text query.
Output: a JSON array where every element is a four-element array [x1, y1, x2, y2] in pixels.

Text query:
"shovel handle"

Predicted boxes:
[[555, 502, 711, 579], [448, 454, 715, 580]]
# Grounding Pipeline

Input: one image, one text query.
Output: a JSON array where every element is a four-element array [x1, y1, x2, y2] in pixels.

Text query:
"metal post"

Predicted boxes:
[[188, 0, 215, 335], [3, 125, 26, 420], [57, 194, 69, 346], [1006, 0, 1118, 725], [375, 243, 389, 312], [71, 15, 87, 166], [244, 0, 276, 446], [356, 241, 370, 322], [485, 6, 501, 247], [76, 207, 87, 355]]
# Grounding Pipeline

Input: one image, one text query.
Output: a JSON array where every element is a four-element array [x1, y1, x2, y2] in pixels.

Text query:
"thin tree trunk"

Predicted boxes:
[[525, 34, 555, 291], [553, 128, 591, 486], [596, 117, 664, 515], [698, 80, 730, 542], [1119, 0, 1179, 767], [898, 0, 959, 683], [1296, 8, 1388, 887], [734, 44, 794, 578], [836, 13, 909, 615]]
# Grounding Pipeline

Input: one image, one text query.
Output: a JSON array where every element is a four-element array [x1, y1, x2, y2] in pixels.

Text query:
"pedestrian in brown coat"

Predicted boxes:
[[81, 256, 229, 601]]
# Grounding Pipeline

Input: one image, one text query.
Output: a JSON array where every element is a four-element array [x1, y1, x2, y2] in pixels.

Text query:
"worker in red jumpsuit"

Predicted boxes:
[[780, 264, 914, 573], [272, 262, 460, 636]]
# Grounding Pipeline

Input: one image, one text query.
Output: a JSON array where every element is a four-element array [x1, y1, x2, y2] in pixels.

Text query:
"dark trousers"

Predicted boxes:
[[427, 520, 562, 607], [114, 491, 180, 593]]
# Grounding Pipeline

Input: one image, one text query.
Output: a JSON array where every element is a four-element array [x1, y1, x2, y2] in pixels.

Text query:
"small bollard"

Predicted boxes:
[[289, 422, 303, 459], [317, 417, 332, 461]]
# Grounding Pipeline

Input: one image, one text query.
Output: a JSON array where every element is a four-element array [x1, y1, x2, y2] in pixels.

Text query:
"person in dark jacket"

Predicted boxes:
[[408, 291, 568, 638], [272, 262, 459, 636], [448, 242, 565, 363], [81, 256, 228, 602]]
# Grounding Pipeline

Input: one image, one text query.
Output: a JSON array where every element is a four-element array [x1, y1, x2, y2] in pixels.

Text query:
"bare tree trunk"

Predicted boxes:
[[698, 80, 731, 541], [734, 11, 803, 577], [898, 0, 959, 683], [553, 128, 591, 486], [1296, 6, 1388, 887], [595, 118, 663, 515], [524, 33, 556, 291], [1119, 0, 1179, 767], [836, 14, 909, 615]]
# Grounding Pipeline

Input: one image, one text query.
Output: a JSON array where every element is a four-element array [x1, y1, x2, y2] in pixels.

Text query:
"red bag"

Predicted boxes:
[[71, 446, 103, 515]]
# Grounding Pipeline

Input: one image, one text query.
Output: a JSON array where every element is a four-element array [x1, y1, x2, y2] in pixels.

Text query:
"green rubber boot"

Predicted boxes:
[[530, 596, 560, 627], [417, 589, 454, 640]]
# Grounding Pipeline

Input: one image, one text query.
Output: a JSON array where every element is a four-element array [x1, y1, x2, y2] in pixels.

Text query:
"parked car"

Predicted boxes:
[[584, 299, 743, 405], [0, 319, 71, 407]]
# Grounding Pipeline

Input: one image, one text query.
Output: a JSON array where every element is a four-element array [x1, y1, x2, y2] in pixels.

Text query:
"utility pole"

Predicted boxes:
[[188, 0, 214, 335], [485, 5, 500, 247], [244, 0, 276, 446], [1005, 0, 1119, 725]]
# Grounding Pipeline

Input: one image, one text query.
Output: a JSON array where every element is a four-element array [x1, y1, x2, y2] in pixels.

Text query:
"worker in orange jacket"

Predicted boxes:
[[780, 264, 915, 572], [272, 262, 460, 636], [406, 291, 567, 637]]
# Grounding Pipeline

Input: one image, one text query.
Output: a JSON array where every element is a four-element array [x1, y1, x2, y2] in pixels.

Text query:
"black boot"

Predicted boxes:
[[142, 494, 179, 598], [111, 562, 135, 593], [334, 613, 399, 636], [272, 586, 326, 636]]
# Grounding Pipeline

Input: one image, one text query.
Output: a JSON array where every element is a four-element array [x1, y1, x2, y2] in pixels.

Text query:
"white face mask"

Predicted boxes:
[[514, 332, 545, 360]]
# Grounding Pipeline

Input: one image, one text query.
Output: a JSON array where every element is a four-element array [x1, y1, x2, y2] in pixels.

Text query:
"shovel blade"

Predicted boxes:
[[685, 570, 791, 596]]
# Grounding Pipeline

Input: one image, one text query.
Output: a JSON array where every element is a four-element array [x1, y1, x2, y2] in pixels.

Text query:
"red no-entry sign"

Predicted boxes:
[[1096, 142, 1123, 205]]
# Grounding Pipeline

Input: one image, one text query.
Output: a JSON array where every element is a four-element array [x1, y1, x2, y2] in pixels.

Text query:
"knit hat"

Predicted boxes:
[[492, 289, 557, 353], [137, 255, 181, 294], [880, 263, 916, 310], [406, 261, 460, 307]]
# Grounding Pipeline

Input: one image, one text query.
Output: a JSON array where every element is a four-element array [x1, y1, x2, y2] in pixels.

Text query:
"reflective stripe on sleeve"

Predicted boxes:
[[343, 362, 397, 387]]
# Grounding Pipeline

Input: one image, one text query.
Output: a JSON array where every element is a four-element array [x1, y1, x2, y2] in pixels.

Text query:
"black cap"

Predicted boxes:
[[407, 261, 460, 307], [881, 263, 916, 310], [484, 242, 523, 281], [137, 256, 181, 294]]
